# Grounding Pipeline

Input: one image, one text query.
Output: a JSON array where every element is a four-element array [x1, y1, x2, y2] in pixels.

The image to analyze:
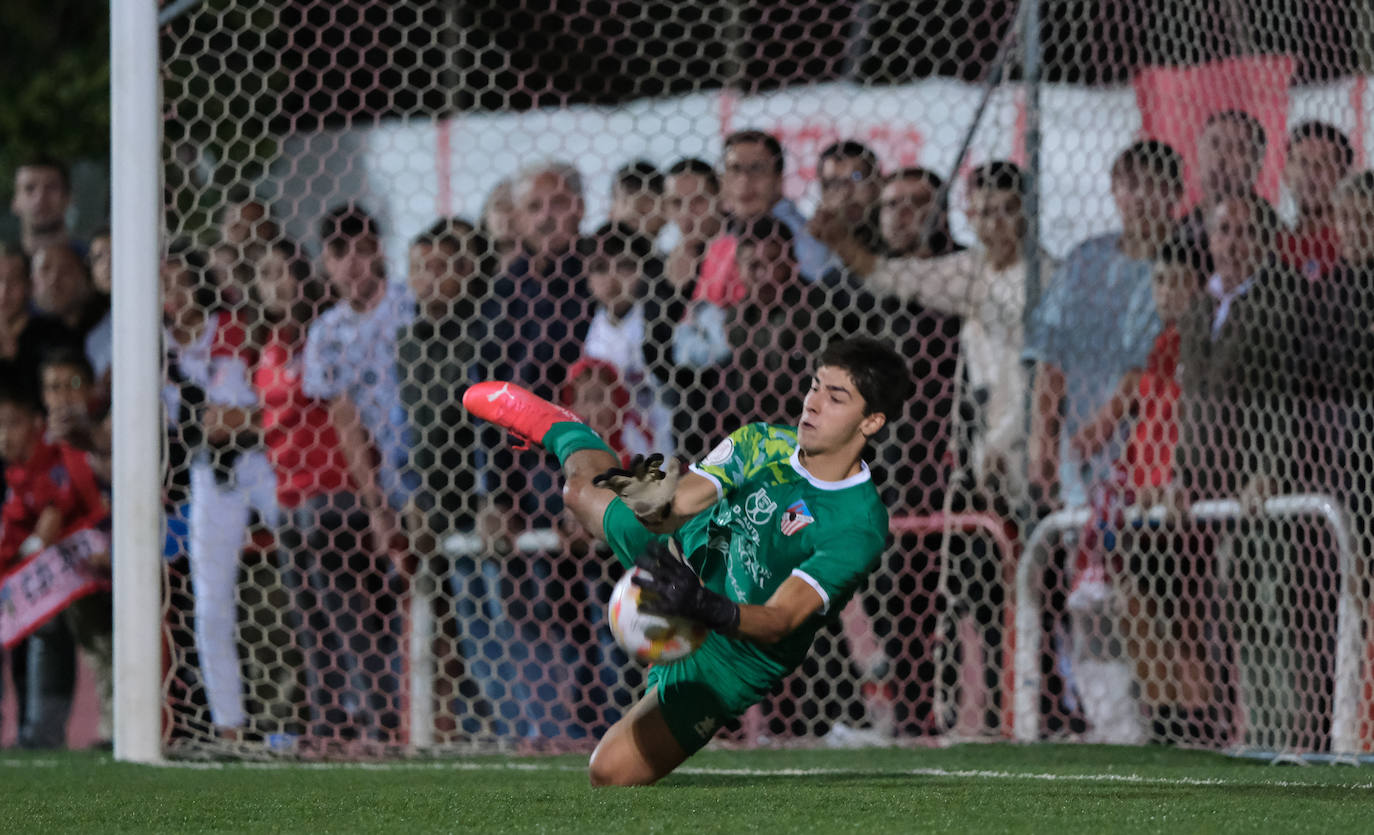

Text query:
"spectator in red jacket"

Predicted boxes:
[[0, 381, 110, 748], [1279, 122, 1353, 281]]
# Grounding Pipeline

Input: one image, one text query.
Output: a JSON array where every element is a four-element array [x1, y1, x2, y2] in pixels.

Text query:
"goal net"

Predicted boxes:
[[145, 0, 1374, 760]]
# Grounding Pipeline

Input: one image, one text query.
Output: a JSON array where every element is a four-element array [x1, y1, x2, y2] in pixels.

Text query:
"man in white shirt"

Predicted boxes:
[[857, 161, 1057, 504]]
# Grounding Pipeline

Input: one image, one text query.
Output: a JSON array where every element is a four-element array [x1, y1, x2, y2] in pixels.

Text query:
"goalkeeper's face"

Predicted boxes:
[[797, 366, 882, 455]]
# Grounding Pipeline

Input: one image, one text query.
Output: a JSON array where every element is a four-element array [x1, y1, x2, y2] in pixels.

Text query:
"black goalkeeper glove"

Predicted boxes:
[[592, 453, 680, 524], [632, 541, 740, 635]]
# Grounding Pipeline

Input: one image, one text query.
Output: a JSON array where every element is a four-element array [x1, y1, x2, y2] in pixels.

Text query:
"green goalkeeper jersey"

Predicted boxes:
[[671, 422, 888, 686]]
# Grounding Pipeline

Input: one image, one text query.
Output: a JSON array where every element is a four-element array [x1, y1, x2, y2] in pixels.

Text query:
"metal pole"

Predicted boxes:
[[1014, 494, 1358, 760], [1019, 0, 1043, 320], [917, 9, 1020, 253], [111, 0, 166, 764]]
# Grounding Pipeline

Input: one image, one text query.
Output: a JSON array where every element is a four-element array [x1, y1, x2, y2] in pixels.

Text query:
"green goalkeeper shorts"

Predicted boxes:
[[599, 498, 776, 754]]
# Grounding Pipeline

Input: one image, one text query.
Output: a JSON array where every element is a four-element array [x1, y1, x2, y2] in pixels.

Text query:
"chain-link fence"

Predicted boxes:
[[137, 0, 1374, 760]]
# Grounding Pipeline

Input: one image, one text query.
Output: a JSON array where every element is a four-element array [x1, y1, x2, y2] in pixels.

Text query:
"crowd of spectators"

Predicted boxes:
[[2, 108, 1371, 752]]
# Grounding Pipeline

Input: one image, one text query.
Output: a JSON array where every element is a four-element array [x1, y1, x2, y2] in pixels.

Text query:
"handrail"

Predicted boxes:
[[1012, 493, 1359, 754]]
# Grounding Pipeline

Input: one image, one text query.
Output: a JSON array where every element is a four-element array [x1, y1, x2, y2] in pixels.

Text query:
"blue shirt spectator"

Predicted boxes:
[[1024, 233, 1160, 506]]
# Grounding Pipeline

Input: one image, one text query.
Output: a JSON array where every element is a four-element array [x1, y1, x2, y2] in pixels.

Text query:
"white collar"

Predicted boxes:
[[789, 448, 871, 491], [1206, 272, 1257, 303]]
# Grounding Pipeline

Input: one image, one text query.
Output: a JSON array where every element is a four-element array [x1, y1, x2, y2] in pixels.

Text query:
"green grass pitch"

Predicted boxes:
[[2, 744, 1372, 833]]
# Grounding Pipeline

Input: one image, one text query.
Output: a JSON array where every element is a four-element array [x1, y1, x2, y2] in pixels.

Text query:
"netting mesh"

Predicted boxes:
[[151, 0, 1374, 759]]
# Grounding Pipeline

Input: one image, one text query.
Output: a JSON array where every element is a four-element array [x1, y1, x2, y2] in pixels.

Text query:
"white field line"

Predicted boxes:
[[49, 757, 1374, 791]]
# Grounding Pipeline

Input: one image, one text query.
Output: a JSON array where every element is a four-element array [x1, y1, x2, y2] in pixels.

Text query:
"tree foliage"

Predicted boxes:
[[0, 2, 110, 196]]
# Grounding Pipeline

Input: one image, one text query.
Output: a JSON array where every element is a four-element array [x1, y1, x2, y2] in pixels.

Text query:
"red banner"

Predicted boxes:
[[1134, 55, 1296, 210], [0, 529, 111, 650]]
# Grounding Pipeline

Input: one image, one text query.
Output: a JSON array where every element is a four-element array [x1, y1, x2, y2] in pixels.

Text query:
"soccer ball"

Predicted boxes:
[[608, 566, 707, 664]]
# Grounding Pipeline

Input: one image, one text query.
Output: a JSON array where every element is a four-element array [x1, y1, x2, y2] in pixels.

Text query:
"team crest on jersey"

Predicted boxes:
[[780, 499, 814, 536], [745, 488, 777, 525]]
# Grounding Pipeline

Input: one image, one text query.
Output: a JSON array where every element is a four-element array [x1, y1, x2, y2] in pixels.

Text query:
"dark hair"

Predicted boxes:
[[577, 222, 662, 280], [819, 140, 880, 178], [411, 216, 473, 250], [970, 160, 1025, 193], [1112, 140, 1185, 190], [165, 239, 219, 311], [38, 243, 92, 287], [613, 160, 665, 196], [816, 337, 913, 422], [258, 237, 332, 322], [38, 346, 94, 383], [1288, 121, 1355, 168], [319, 203, 382, 253], [1204, 109, 1267, 152], [414, 216, 491, 275], [0, 241, 31, 283], [886, 167, 950, 209], [1337, 168, 1374, 201], [0, 377, 42, 415], [666, 157, 720, 192], [16, 154, 71, 194], [724, 130, 785, 175]]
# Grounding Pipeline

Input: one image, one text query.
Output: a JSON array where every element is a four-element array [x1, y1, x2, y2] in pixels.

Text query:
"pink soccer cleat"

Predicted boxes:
[[462, 381, 582, 448]]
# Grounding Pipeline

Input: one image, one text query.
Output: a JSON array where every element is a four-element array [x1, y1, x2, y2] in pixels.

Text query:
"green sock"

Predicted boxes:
[[544, 421, 615, 467]]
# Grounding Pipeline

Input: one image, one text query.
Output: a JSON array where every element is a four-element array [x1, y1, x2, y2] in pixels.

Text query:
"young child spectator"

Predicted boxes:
[[0, 381, 111, 748], [36, 349, 113, 740], [39, 348, 102, 452], [397, 218, 536, 739], [0, 244, 80, 400], [163, 243, 280, 739], [607, 160, 667, 241], [399, 217, 491, 543], [1025, 140, 1185, 511], [576, 222, 675, 456], [83, 229, 113, 393], [1279, 122, 1354, 281], [662, 158, 724, 291], [10, 156, 78, 258], [671, 216, 819, 441], [31, 243, 105, 341], [301, 205, 411, 741], [1064, 237, 1201, 745]]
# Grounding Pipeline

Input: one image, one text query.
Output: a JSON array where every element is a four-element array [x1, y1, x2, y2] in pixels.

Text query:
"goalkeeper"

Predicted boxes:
[[463, 337, 912, 786]]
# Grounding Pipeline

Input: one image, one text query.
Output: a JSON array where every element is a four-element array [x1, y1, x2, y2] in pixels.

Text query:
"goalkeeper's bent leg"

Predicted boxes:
[[461, 381, 620, 542], [563, 448, 621, 543]]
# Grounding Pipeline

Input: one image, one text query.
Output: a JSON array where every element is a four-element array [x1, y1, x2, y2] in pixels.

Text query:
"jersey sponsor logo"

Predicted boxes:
[[701, 437, 734, 467], [745, 488, 777, 525], [780, 499, 815, 536]]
